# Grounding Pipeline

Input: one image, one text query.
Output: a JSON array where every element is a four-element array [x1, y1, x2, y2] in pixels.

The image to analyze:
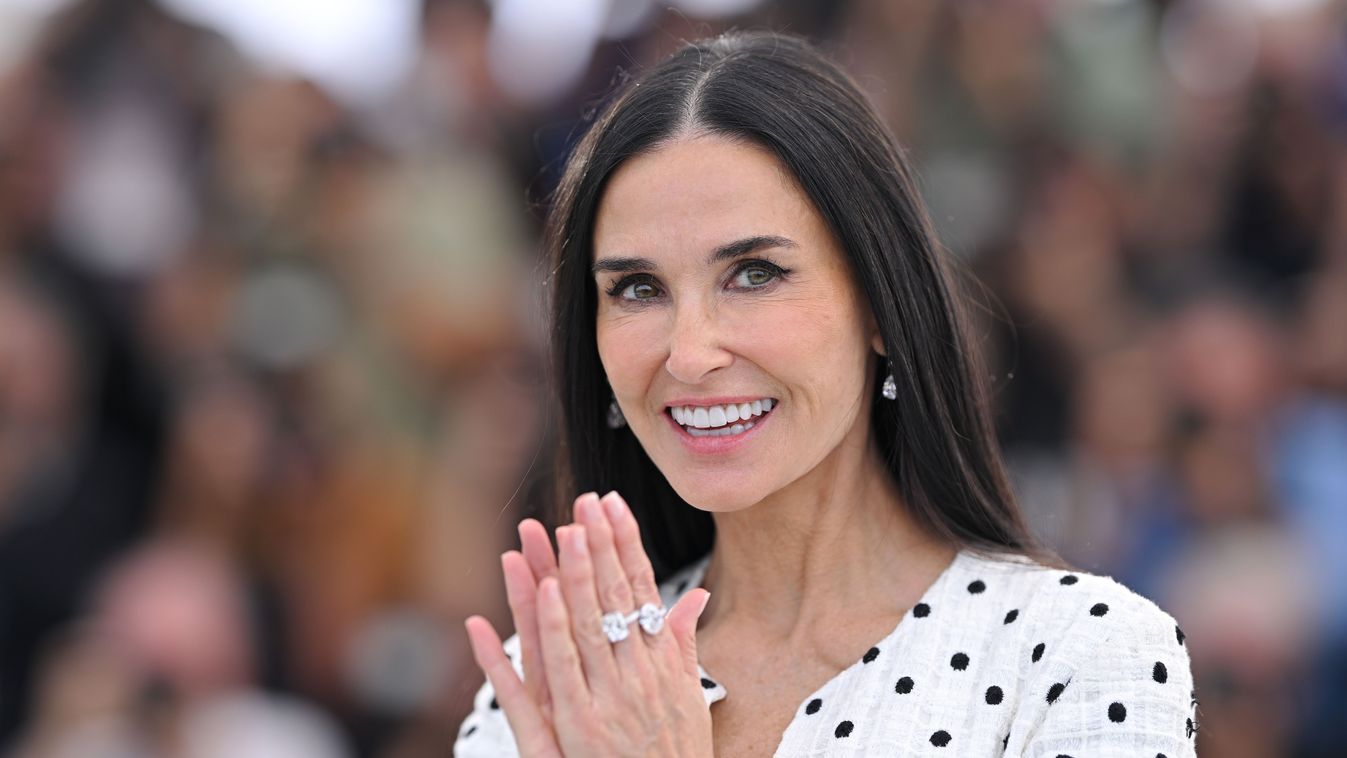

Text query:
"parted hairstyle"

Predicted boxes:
[[545, 30, 1064, 581]]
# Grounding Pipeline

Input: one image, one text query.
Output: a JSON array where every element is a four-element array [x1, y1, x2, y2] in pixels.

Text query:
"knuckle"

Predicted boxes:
[[572, 615, 607, 647], [632, 567, 658, 595], [598, 578, 629, 608]]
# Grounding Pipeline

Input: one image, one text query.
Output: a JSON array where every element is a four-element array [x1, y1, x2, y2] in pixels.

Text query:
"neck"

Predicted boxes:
[[698, 436, 955, 643]]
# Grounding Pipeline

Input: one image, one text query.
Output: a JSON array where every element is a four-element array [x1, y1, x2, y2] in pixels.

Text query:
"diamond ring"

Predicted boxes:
[[601, 602, 667, 643]]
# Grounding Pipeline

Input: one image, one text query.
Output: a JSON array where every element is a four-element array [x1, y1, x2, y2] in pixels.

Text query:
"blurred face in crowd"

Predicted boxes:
[[592, 135, 884, 512]]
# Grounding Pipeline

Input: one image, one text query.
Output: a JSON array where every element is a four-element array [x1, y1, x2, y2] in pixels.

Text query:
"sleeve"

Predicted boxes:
[[1021, 599, 1199, 758], [453, 634, 523, 758]]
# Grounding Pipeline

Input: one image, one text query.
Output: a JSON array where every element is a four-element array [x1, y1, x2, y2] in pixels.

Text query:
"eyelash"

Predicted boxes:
[[603, 259, 792, 303]]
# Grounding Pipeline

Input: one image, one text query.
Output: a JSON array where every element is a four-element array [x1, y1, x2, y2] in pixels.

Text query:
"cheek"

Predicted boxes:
[[726, 292, 868, 389], [596, 310, 666, 390]]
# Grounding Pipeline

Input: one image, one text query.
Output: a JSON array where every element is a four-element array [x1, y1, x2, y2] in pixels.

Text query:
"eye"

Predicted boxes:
[[605, 274, 663, 302], [623, 281, 660, 300], [732, 261, 784, 289]]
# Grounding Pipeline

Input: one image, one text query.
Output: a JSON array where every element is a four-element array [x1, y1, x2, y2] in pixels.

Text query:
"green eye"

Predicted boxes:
[[735, 266, 777, 288]]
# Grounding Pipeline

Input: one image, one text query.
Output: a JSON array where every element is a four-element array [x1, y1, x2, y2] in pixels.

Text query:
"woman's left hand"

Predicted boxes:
[[464, 491, 715, 758]]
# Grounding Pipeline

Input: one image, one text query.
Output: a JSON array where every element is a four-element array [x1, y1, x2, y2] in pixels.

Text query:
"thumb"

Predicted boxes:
[[667, 589, 711, 678]]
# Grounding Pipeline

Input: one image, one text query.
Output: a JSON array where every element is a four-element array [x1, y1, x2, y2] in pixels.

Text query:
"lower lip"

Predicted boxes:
[[665, 406, 775, 454]]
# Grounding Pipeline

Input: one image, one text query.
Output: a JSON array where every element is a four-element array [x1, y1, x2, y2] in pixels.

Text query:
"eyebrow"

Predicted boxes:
[[591, 234, 798, 275]]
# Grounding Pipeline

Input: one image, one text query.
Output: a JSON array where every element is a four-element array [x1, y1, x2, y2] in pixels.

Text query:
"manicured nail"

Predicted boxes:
[[602, 491, 625, 521], [542, 577, 561, 602]]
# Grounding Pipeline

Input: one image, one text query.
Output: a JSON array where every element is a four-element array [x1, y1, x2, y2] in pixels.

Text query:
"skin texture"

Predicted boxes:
[[593, 135, 883, 513], [465, 136, 955, 757]]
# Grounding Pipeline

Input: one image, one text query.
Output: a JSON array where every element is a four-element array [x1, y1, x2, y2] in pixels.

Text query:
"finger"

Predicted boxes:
[[464, 616, 562, 758], [578, 493, 656, 679], [664, 589, 712, 679], [555, 523, 621, 691], [535, 575, 591, 720], [518, 518, 558, 583], [501, 551, 551, 714], [598, 491, 664, 614]]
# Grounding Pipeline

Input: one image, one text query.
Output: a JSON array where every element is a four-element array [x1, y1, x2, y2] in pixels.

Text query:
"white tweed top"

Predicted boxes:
[[454, 546, 1200, 757]]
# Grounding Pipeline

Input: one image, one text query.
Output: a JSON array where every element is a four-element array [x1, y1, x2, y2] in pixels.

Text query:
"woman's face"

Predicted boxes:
[[593, 135, 884, 511]]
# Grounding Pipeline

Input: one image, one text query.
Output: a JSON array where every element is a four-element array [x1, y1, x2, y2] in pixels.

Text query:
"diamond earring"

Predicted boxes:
[[881, 368, 897, 401], [607, 392, 626, 429]]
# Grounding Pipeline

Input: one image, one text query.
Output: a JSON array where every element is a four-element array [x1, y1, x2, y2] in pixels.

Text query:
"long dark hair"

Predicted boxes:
[[546, 31, 1064, 580]]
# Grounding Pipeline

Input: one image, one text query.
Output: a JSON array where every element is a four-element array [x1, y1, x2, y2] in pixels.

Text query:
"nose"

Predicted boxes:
[[664, 301, 733, 384]]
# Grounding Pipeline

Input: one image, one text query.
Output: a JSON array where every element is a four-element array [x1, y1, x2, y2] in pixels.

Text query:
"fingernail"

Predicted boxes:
[[602, 492, 625, 521], [697, 591, 711, 618], [542, 577, 561, 601]]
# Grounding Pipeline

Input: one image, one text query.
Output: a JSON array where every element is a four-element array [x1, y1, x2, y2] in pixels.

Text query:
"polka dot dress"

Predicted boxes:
[[454, 548, 1199, 757]]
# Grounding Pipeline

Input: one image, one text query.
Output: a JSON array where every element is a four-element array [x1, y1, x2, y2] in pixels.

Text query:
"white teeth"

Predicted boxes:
[[686, 421, 755, 437], [669, 398, 776, 435]]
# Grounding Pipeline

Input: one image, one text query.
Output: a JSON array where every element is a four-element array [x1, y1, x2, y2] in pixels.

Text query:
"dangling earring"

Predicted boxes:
[[607, 391, 627, 429], [881, 365, 898, 401]]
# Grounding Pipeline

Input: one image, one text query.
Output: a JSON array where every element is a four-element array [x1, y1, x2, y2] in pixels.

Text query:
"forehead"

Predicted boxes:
[[593, 136, 824, 261]]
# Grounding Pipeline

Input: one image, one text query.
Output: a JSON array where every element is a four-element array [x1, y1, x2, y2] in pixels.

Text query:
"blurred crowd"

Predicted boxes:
[[0, 0, 1343, 756]]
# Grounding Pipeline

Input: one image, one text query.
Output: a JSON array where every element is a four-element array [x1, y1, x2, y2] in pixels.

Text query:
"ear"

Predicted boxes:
[[867, 312, 886, 357]]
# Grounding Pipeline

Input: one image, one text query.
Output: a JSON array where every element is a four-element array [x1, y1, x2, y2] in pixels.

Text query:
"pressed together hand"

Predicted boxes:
[[463, 491, 715, 758]]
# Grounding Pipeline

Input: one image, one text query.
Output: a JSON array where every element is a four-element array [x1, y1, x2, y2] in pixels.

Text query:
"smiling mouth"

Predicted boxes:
[[666, 399, 776, 437]]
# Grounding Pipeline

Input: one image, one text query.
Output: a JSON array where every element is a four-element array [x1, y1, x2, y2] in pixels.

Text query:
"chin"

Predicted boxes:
[[663, 473, 772, 513]]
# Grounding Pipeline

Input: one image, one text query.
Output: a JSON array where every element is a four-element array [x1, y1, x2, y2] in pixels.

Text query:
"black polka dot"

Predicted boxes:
[[1004, 609, 1019, 624], [1055, 755, 1074, 758], [1032, 642, 1045, 662], [1090, 602, 1110, 617], [985, 685, 1003, 705], [676, 580, 689, 593], [1186, 717, 1195, 738], [1046, 682, 1066, 704], [895, 676, 914, 694], [1109, 702, 1127, 722], [968, 579, 986, 594], [835, 721, 853, 738], [913, 602, 931, 618], [1060, 574, 1079, 585], [950, 652, 970, 671], [930, 730, 951, 747], [465, 725, 478, 737], [700, 677, 716, 689], [863, 646, 880, 664], [1153, 661, 1168, 683], [489, 697, 499, 710], [805, 698, 822, 715], [1157, 754, 1169, 758], [1002, 734, 1009, 749], [1176, 625, 1186, 645]]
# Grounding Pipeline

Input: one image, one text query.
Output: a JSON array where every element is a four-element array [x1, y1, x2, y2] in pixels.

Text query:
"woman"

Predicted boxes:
[[456, 31, 1198, 757]]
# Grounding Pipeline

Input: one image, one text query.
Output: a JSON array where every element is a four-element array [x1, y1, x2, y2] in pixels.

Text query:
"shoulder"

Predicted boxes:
[[959, 548, 1189, 657], [958, 550, 1198, 755]]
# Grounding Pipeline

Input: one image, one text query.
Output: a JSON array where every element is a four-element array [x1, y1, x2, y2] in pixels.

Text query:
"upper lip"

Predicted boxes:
[[663, 396, 777, 409]]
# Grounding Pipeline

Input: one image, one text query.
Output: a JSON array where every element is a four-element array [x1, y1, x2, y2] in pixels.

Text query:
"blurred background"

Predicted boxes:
[[0, 0, 1343, 755]]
